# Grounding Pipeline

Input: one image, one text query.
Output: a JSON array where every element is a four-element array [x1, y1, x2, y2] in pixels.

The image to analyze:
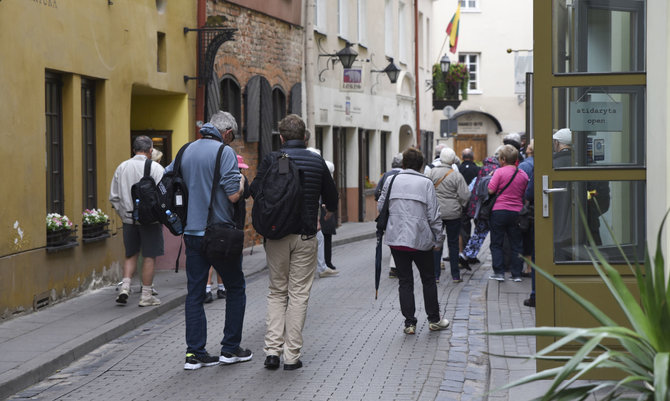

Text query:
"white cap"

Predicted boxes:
[[553, 128, 572, 145], [439, 147, 457, 165]]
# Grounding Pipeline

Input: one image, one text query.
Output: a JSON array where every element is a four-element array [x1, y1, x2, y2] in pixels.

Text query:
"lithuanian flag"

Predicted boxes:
[[446, 4, 461, 53]]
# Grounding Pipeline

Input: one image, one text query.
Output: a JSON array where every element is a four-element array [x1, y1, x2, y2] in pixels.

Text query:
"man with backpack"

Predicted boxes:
[[109, 135, 165, 307], [164, 111, 250, 371], [250, 114, 338, 371]]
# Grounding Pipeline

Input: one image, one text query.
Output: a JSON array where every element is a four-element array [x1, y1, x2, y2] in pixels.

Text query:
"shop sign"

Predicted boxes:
[[569, 102, 622, 132]]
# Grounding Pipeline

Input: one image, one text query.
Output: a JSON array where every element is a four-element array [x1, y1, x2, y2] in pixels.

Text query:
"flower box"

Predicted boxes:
[[46, 225, 78, 252]]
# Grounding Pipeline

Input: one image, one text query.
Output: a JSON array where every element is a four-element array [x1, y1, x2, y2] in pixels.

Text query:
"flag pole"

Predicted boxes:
[[436, 35, 449, 65]]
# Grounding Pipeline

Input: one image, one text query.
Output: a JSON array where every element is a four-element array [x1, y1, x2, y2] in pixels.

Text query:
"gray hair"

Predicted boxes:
[[133, 135, 153, 153], [210, 111, 238, 137], [434, 143, 446, 159], [279, 114, 306, 141], [391, 153, 403, 168]]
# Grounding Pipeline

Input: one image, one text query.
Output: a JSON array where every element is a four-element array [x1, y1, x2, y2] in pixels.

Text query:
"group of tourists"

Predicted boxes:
[[110, 110, 581, 372], [109, 112, 338, 371]]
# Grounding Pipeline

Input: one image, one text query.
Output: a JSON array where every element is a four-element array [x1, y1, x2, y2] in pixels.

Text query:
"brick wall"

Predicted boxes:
[[207, 1, 303, 246]]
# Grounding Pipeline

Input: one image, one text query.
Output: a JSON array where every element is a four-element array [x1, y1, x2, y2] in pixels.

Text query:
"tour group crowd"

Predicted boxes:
[[108, 111, 555, 373]]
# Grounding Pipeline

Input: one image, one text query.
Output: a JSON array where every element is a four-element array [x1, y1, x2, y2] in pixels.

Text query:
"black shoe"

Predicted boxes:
[[467, 257, 480, 265], [284, 360, 303, 371], [204, 291, 213, 304], [184, 352, 219, 370], [326, 264, 337, 270], [459, 259, 472, 271], [220, 347, 253, 364], [521, 272, 532, 278], [264, 355, 280, 370], [442, 256, 450, 261], [389, 268, 398, 278], [217, 289, 226, 299], [524, 297, 536, 307]]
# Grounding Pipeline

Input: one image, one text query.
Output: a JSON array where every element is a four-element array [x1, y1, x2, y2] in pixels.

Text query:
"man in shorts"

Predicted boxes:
[[109, 135, 165, 307]]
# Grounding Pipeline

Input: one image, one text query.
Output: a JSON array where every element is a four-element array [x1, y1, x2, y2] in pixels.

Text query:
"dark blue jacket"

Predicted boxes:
[[251, 139, 338, 235]]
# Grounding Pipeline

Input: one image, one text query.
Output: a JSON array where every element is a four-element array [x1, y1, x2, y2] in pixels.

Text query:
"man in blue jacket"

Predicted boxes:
[[165, 111, 250, 370], [251, 114, 338, 371]]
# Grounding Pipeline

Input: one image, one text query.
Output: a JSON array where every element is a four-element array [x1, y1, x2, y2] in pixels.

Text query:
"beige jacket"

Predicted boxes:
[[428, 165, 471, 221], [109, 155, 165, 224]]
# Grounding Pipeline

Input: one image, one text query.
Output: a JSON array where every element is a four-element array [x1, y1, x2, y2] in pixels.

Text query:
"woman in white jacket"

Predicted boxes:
[[377, 148, 450, 335], [428, 147, 471, 283]]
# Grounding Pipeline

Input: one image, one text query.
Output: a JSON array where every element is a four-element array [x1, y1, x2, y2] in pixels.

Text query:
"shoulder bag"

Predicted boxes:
[[201, 145, 245, 264], [477, 168, 519, 221]]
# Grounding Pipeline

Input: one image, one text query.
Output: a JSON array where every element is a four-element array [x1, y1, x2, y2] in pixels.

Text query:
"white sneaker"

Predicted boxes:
[[319, 268, 339, 278], [139, 295, 161, 307], [429, 319, 450, 331], [116, 288, 129, 304]]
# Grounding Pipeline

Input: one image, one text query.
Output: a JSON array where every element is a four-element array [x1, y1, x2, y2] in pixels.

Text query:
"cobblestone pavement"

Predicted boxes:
[[10, 236, 548, 401]]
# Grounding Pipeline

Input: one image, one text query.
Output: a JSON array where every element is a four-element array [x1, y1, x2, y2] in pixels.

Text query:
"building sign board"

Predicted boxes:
[[341, 68, 364, 92], [569, 102, 622, 132]]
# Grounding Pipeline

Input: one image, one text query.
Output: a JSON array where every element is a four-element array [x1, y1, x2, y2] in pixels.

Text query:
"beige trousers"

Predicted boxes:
[[263, 234, 317, 364]]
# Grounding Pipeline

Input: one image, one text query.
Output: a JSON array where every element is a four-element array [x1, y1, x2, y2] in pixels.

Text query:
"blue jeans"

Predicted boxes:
[[184, 235, 246, 356], [489, 210, 523, 278]]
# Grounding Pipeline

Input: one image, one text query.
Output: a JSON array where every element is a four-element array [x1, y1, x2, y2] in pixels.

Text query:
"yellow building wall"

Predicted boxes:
[[0, 1, 197, 318]]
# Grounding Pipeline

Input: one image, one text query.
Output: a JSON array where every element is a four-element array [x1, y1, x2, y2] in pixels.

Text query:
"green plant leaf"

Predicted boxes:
[[654, 353, 670, 401]]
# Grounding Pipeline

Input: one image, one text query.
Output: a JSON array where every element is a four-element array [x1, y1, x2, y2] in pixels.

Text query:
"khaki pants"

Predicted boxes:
[[263, 234, 317, 364]]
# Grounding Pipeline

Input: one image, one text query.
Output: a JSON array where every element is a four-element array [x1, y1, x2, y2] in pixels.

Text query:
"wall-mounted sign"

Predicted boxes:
[[569, 102, 622, 132], [341, 68, 364, 92]]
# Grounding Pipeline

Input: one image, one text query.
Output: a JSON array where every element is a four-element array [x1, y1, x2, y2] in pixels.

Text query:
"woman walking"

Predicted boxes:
[[487, 145, 529, 281], [377, 148, 450, 334], [427, 147, 470, 283]]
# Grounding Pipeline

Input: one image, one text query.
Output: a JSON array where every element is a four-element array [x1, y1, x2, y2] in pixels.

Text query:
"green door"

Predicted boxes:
[[533, 0, 646, 376]]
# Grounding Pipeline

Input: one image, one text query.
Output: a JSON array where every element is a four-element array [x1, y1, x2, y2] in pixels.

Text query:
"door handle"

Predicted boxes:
[[543, 188, 567, 194], [542, 175, 567, 217]]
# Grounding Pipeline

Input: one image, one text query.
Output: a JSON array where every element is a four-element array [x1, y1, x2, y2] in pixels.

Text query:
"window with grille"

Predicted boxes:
[[81, 79, 97, 210], [459, 0, 478, 10], [46, 72, 64, 214], [459, 53, 480, 91]]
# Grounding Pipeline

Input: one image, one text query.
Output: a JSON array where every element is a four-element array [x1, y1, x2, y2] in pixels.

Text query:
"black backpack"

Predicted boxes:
[[131, 159, 161, 225], [251, 152, 304, 240], [156, 143, 190, 235]]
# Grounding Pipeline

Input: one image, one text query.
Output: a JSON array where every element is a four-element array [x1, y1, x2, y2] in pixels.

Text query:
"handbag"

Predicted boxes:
[[375, 173, 399, 235], [517, 201, 534, 232], [477, 168, 519, 221], [201, 145, 245, 264]]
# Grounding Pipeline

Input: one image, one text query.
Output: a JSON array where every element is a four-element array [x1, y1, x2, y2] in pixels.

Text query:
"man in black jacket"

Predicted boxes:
[[251, 114, 338, 371]]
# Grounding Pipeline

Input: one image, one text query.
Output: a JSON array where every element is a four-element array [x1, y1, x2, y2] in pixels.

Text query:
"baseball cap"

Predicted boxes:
[[236, 154, 249, 169]]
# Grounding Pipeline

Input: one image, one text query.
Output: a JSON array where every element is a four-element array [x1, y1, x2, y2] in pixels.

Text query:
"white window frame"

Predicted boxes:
[[398, 2, 408, 64], [357, 0, 367, 46], [459, 53, 481, 93], [314, 0, 327, 33], [338, 0, 349, 39], [459, 0, 480, 12], [385, 0, 393, 57]]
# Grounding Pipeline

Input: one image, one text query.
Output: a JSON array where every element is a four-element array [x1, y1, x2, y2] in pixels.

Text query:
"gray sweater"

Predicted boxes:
[[165, 139, 241, 236]]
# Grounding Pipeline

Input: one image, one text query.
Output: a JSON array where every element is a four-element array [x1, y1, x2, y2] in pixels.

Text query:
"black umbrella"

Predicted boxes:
[[375, 231, 384, 300]]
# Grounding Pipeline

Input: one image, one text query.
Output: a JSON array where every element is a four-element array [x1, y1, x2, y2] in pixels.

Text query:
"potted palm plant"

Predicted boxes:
[[488, 209, 670, 400]]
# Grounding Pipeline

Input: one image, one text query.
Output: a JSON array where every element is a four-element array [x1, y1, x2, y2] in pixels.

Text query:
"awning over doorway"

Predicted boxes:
[[451, 110, 503, 134]]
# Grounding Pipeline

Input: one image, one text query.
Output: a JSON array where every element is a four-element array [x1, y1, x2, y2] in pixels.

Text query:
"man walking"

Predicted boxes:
[[166, 111, 250, 370], [458, 148, 480, 267], [251, 114, 338, 371], [109, 135, 164, 307]]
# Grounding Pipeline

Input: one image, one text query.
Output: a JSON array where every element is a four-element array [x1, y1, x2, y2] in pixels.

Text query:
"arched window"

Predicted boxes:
[[220, 75, 241, 133], [272, 86, 287, 152]]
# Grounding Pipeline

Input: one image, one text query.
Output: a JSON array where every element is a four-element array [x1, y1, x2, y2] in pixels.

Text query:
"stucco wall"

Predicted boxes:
[[0, 0, 197, 317]]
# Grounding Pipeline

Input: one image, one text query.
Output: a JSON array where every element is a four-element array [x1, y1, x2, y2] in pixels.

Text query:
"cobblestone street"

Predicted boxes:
[[8, 233, 542, 401]]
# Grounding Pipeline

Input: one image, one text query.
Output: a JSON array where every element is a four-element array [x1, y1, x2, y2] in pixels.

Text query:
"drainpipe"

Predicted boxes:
[[195, 0, 206, 138], [414, 0, 421, 147], [304, 0, 316, 145]]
